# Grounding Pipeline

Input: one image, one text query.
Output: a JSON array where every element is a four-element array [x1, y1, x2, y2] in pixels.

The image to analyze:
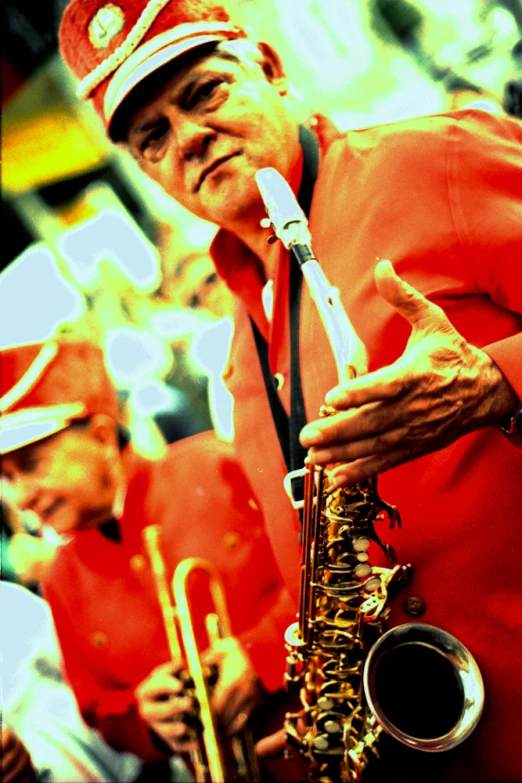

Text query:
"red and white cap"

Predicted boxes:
[[59, 0, 246, 138], [0, 338, 119, 454]]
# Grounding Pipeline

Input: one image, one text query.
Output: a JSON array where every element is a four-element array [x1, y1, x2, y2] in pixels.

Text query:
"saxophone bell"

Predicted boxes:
[[363, 622, 484, 753]]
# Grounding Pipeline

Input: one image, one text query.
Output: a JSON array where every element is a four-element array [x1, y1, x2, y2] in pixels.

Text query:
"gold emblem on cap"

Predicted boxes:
[[89, 4, 125, 50]]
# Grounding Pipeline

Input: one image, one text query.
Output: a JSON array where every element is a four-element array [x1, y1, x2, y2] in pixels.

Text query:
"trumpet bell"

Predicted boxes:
[[363, 623, 484, 752]]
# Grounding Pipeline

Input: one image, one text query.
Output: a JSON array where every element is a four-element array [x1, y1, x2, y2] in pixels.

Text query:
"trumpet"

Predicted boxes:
[[142, 524, 261, 782]]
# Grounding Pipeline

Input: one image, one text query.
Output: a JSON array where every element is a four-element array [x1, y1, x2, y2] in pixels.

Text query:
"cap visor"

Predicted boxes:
[[0, 403, 87, 454], [105, 32, 231, 136]]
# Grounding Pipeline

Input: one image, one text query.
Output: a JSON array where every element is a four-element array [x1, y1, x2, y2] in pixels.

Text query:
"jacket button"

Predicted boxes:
[[223, 532, 240, 549], [402, 596, 426, 617], [274, 373, 285, 391], [130, 554, 147, 572], [91, 631, 108, 648]]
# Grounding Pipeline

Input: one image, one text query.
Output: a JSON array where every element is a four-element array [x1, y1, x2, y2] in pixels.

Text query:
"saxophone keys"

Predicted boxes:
[[354, 563, 372, 579], [352, 537, 371, 553], [363, 576, 382, 593], [312, 735, 330, 751], [285, 621, 305, 647], [323, 718, 343, 735], [317, 696, 335, 711]]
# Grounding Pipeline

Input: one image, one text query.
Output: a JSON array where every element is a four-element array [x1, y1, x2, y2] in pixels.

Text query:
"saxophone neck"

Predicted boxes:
[[300, 259, 367, 382]]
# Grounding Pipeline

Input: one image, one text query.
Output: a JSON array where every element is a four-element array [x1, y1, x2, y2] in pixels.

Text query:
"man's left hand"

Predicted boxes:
[[300, 261, 518, 486], [201, 636, 263, 737]]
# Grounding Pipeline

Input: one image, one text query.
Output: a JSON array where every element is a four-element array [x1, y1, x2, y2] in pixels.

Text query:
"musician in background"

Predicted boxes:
[[0, 337, 296, 779], [58, 0, 521, 780]]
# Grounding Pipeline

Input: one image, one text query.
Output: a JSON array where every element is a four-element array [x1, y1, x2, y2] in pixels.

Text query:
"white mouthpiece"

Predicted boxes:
[[255, 168, 310, 248]]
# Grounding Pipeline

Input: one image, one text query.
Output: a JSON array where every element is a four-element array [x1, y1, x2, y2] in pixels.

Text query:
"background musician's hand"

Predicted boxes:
[[1, 727, 36, 783], [135, 661, 198, 753], [300, 260, 518, 486], [201, 636, 263, 737], [255, 727, 288, 759]]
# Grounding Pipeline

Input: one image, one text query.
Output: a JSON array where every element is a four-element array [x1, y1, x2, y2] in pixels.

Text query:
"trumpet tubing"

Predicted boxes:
[[143, 526, 260, 783]]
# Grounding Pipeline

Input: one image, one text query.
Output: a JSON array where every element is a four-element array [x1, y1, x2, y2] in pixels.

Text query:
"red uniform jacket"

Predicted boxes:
[[42, 431, 295, 761], [211, 110, 522, 781]]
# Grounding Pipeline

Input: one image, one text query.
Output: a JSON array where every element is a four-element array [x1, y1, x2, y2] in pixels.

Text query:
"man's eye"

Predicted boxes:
[[204, 272, 218, 286], [141, 123, 168, 152], [18, 453, 40, 474], [188, 79, 223, 108]]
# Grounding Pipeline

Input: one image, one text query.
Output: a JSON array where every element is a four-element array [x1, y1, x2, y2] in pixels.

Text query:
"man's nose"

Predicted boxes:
[[174, 115, 216, 161], [7, 476, 40, 513]]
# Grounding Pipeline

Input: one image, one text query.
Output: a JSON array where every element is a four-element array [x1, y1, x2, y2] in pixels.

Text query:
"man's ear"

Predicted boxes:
[[257, 42, 288, 95], [89, 414, 119, 450]]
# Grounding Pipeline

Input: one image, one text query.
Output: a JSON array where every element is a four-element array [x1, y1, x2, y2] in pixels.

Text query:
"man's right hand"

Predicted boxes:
[[135, 661, 198, 753], [1, 728, 36, 783]]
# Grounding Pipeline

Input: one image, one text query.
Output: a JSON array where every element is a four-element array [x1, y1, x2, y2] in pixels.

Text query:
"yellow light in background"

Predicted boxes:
[[2, 105, 107, 195]]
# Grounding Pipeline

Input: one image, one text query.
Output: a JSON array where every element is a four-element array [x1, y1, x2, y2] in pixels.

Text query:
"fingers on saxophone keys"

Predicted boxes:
[[307, 428, 410, 468], [328, 447, 416, 487], [300, 409, 368, 448]]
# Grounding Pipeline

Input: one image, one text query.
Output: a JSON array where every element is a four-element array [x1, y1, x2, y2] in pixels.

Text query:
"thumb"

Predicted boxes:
[[374, 260, 447, 334], [200, 639, 225, 666], [256, 728, 288, 759]]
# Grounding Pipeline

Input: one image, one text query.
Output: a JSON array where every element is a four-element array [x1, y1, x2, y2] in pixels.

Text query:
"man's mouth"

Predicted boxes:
[[195, 152, 241, 192], [41, 498, 65, 522]]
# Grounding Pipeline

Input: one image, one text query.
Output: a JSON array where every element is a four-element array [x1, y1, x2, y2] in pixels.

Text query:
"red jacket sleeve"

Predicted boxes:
[[448, 110, 522, 397]]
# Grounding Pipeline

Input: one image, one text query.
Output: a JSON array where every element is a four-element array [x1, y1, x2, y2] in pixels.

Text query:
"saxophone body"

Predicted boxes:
[[255, 168, 484, 783], [284, 458, 410, 782]]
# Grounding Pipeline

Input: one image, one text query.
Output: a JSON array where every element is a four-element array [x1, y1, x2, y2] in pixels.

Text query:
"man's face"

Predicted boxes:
[[1, 423, 117, 536], [125, 47, 300, 228]]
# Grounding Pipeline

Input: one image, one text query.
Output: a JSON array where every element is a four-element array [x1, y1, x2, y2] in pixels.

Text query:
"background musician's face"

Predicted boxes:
[[1, 418, 120, 535], [124, 43, 300, 230]]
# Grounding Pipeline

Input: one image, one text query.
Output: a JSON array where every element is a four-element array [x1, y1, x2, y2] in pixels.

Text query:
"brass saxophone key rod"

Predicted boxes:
[[308, 466, 324, 646], [300, 462, 316, 643]]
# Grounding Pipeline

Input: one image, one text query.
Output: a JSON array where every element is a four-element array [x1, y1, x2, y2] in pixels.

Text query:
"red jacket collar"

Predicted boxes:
[[209, 116, 343, 335]]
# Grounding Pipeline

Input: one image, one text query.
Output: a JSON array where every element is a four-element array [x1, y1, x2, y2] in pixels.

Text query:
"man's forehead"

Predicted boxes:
[[126, 51, 246, 138]]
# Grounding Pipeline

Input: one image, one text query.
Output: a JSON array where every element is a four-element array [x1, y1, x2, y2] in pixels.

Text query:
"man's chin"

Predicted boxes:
[[49, 512, 108, 535], [199, 179, 260, 226]]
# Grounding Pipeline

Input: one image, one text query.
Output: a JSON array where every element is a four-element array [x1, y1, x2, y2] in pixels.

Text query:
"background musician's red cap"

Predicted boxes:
[[0, 338, 119, 454], [59, 0, 247, 139]]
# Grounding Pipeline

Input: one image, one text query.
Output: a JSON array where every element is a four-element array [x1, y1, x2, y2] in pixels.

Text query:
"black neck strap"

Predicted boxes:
[[251, 125, 319, 482]]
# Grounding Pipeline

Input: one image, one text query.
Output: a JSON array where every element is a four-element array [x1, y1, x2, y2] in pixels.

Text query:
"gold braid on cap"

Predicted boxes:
[[76, 0, 171, 100], [0, 343, 58, 413]]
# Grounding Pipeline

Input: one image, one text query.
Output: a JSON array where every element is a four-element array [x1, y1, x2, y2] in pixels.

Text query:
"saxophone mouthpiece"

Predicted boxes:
[[255, 168, 310, 249]]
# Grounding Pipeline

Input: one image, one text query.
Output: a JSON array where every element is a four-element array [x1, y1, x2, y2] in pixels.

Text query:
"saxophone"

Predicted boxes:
[[255, 168, 484, 783]]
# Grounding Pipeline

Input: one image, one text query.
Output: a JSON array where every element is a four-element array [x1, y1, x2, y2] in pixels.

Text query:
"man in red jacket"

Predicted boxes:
[[56, 1, 522, 780], [0, 337, 296, 775]]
